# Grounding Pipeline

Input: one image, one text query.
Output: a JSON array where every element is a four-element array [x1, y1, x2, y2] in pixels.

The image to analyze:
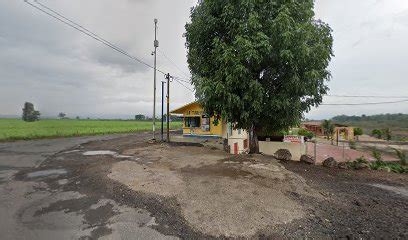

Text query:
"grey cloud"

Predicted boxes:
[[1, 0, 406, 120]]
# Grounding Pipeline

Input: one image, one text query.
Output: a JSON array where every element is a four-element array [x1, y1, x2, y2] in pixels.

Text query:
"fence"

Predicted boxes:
[[307, 138, 407, 164]]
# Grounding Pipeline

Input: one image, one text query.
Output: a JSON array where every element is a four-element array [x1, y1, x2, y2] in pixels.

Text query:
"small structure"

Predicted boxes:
[[170, 102, 248, 154], [301, 121, 325, 136], [171, 102, 309, 158], [170, 102, 222, 138], [223, 123, 249, 155], [301, 121, 355, 141]]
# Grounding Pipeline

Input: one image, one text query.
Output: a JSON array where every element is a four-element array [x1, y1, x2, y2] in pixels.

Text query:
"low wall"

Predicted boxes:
[[259, 141, 306, 161]]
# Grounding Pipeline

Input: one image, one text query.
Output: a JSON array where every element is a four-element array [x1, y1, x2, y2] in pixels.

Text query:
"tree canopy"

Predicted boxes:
[[22, 102, 40, 122], [185, 0, 333, 141]]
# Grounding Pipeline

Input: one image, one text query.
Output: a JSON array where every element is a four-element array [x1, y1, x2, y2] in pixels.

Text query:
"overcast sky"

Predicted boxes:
[[0, 0, 407, 119]]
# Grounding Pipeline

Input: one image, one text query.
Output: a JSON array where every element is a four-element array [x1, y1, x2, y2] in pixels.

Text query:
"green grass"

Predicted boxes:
[[0, 119, 182, 141]]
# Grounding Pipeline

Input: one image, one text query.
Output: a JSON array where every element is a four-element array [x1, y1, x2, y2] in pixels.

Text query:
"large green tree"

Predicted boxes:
[[185, 0, 333, 152], [22, 102, 40, 122]]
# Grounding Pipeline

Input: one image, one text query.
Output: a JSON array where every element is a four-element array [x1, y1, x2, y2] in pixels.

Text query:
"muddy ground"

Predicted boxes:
[[1, 133, 407, 239]]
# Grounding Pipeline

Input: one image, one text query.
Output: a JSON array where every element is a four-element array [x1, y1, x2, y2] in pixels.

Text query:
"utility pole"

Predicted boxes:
[[165, 73, 171, 142], [152, 18, 159, 140], [161, 81, 165, 141]]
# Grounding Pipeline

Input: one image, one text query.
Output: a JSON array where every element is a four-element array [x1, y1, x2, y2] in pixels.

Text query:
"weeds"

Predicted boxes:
[[392, 148, 407, 166], [371, 148, 382, 161], [346, 156, 369, 170], [369, 161, 407, 174], [346, 155, 408, 174], [349, 140, 356, 150]]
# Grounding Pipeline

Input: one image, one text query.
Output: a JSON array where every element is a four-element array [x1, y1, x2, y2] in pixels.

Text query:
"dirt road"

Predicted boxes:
[[0, 133, 407, 239]]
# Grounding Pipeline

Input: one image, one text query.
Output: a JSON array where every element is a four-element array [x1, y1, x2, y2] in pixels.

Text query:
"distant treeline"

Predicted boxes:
[[332, 113, 408, 127], [332, 113, 408, 141]]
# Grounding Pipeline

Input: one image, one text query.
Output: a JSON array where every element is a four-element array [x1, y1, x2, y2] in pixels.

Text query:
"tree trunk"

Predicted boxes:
[[249, 126, 259, 154]]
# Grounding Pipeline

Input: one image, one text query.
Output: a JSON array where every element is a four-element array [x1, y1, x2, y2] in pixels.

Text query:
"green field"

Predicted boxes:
[[0, 119, 182, 141]]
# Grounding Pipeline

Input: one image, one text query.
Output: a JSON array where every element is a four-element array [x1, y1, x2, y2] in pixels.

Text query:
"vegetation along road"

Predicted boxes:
[[0, 119, 182, 141]]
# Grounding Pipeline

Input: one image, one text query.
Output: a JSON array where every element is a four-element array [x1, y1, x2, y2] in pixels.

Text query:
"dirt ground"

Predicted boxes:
[[1, 133, 407, 239]]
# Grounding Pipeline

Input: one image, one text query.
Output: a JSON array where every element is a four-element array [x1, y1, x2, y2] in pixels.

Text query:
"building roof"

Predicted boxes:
[[170, 101, 199, 114], [302, 121, 349, 128], [302, 121, 323, 126]]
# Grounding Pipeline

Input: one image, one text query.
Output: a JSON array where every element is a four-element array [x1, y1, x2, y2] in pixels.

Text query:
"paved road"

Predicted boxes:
[[0, 133, 175, 240]]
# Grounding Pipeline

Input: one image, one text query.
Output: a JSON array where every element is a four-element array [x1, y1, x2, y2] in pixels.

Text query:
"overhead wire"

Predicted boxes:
[[326, 95, 408, 99], [24, 1, 408, 101], [173, 78, 194, 92], [25, 0, 195, 93], [321, 99, 408, 106], [157, 49, 191, 79]]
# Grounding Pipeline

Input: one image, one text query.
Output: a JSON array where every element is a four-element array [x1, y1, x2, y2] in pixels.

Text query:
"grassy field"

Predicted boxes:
[[0, 119, 182, 141]]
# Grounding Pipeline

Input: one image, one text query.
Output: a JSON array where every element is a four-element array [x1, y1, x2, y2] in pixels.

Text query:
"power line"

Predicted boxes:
[[25, 0, 195, 94], [173, 78, 194, 92], [157, 49, 191, 79], [25, 0, 167, 75], [326, 95, 408, 98], [321, 99, 408, 106], [173, 76, 191, 84]]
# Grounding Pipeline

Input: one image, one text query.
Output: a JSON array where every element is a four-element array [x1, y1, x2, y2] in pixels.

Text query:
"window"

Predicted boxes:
[[185, 117, 200, 128], [238, 129, 242, 135], [201, 116, 210, 132]]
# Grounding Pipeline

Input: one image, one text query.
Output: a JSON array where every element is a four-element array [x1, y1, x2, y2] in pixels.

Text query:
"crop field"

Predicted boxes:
[[0, 119, 182, 141]]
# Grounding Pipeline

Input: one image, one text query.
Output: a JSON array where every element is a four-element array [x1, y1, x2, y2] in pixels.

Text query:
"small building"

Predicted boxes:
[[171, 102, 320, 158], [170, 102, 222, 138], [301, 121, 355, 141], [170, 102, 248, 154], [301, 121, 325, 136]]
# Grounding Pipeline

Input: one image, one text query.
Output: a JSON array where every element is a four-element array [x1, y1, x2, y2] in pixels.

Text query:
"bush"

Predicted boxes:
[[349, 140, 357, 150], [353, 128, 363, 140], [371, 148, 382, 161], [298, 128, 314, 140], [369, 161, 407, 174], [347, 157, 369, 170], [345, 156, 407, 173], [393, 148, 407, 166], [371, 129, 382, 139]]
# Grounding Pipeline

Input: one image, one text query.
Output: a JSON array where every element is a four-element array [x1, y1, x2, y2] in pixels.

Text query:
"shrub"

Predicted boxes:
[[369, 161, 407, 174], [371, 148, 382, 161], [349, 140, 357, 150], [353, 128, 363, 140], [298, 128, 314, 140], [371, 129, 382, 139], [393, 148, 407, 166], [347, 157, 369, 170], [345, 153, 407, 174]]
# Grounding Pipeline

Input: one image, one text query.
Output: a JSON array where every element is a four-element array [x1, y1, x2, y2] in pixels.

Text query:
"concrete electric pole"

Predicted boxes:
[[152, 19, 159, 140], [165, 73, 171, 142]]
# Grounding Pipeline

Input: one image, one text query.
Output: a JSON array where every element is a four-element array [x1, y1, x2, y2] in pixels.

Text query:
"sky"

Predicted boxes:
[[0, 0, 407, 119]]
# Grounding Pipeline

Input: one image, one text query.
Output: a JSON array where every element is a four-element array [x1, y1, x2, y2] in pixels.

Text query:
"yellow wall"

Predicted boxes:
[[181, 103, 223, 137]]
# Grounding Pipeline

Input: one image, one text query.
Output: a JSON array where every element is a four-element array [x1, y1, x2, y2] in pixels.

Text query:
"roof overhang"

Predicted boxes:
[[170, 101, 199, 114]]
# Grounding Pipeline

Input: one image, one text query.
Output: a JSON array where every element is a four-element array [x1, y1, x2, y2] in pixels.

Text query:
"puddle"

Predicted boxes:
[[61, 150, 81, 154], [83, 151, 132, 159], [58, 179, 69, 185], [83, 151, 118, 156], [370, 184, 408, 198], [27, 169, 67, 178]]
